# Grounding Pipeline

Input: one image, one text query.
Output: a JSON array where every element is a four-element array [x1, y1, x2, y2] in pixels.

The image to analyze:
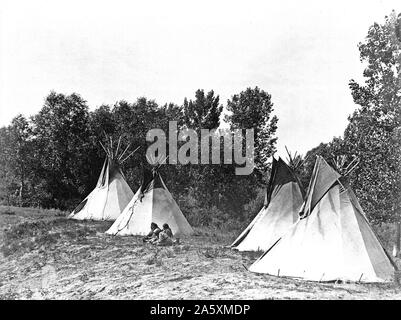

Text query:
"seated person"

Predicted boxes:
[[154, 223, 178, 246], [143, 222, 161, 243], [162, 223, 173, 238]]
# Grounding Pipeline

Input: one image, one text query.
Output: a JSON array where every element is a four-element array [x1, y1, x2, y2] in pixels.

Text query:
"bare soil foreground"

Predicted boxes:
[[1, 206, 401, 300]]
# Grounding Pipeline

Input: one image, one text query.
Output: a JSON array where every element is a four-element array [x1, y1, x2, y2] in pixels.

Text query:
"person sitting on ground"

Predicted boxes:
[[151, 223, 172, 246], [162, 223, 173, 238], [143, 222, 161, 243], [154, 223, 180, 246]]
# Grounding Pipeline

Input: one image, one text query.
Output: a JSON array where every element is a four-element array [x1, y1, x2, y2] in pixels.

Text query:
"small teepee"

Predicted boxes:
[[249, 156, 397, 283], [106, 156, 193, 236], [231, 153, 304, 252], [69, 136, 138, 221]]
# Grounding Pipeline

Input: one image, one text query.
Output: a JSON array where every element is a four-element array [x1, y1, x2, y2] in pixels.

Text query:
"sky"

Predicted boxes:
[[0, 0, 399, 157]]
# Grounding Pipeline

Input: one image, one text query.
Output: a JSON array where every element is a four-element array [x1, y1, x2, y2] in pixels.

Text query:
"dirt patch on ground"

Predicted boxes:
[[1, 206, 401, 300]]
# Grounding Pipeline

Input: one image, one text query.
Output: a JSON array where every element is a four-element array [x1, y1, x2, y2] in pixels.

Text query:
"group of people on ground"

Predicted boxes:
[[143, 222, 179, 246]]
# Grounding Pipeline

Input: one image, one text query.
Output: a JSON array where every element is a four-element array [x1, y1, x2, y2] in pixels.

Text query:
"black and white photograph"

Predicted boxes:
[[0, 0, 400, 305]]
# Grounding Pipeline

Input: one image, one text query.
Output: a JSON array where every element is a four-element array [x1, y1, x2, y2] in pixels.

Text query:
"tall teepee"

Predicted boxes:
[[231, 156, 304, 251], [69, 136, 138, 221], [106, 157, 193, 236], [249, 156, 397, 283]]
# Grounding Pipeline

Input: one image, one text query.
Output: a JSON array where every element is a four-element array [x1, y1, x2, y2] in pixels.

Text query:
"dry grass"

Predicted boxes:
[[1, 206, 401, 300]]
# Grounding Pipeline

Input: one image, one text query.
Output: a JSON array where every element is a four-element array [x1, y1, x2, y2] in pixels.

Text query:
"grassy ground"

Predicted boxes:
[[1, 205, 401, 300]]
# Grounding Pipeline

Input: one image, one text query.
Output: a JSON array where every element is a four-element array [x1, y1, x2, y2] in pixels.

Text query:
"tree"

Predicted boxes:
[[345, 11, 401, 226], [90, 105, 116, 137], [8, 115, 33, 205], [207, 87, 279, 219], [179, 90, 223, 211], [110, 98, 164, 191], [30, 91, 94, 209], [225, 86, 278, 174], [183, 89, 223, 130], [0, 115, 34, 206]]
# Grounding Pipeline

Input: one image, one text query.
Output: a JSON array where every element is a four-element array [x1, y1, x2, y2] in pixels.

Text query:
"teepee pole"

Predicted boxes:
[[118, 143, 132, 161], [99, 141, 110, 158], [109, 136, 113, 159], [344, 159, 359, 177], [115, 135, 122, 158], [120, 146, 140, 164], [159, 155, 169, 165], [345, 157, 357, 170], [285, 145, 305, 171], [393, 223, 401, 257], [285, 145, 292, 164], [155, 155, 169, 171], [344, 157, 358, 172]]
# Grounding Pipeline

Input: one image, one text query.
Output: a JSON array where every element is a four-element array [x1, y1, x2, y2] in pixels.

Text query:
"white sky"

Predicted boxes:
[[0, 0, 399, 157]]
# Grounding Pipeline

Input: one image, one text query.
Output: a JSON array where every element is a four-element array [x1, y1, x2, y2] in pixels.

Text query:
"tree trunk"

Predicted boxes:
[[19, 180, 24, 207]]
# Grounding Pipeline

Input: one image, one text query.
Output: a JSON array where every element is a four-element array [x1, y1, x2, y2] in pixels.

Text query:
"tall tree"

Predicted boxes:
[[31, 91, 93, 209], [0, 115, 34, 206], [183, 89, 223, 130], [90, 104, 116, 138], [225, 86, 278, 174], [345, 11, 401, 226], [181, 90, 234, 213], [8, 115, 33, 206]]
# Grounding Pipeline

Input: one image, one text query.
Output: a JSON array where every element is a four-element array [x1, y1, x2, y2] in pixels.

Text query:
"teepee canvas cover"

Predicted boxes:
[[106, 168, 193, 236], [231, 157, 304, 251], [69, 138, 135, 221], [249, 156, 396, 283]]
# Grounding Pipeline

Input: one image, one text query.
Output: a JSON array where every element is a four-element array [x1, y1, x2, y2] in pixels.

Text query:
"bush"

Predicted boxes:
[[242, 187, 264, 221], [177, 188, 266, 233], [179, 193, 221, 227], [372, 222, 397, 253]]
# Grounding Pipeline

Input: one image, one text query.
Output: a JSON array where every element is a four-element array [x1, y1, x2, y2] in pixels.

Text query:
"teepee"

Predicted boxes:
[[249, 156, 397, 283], [69, 136, 138, 221], [106, 158, 193, 236], [231, 155, 304, 252]]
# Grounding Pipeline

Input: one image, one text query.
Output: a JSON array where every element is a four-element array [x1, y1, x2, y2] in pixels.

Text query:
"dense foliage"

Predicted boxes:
[[0, 87, 278, 226]]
